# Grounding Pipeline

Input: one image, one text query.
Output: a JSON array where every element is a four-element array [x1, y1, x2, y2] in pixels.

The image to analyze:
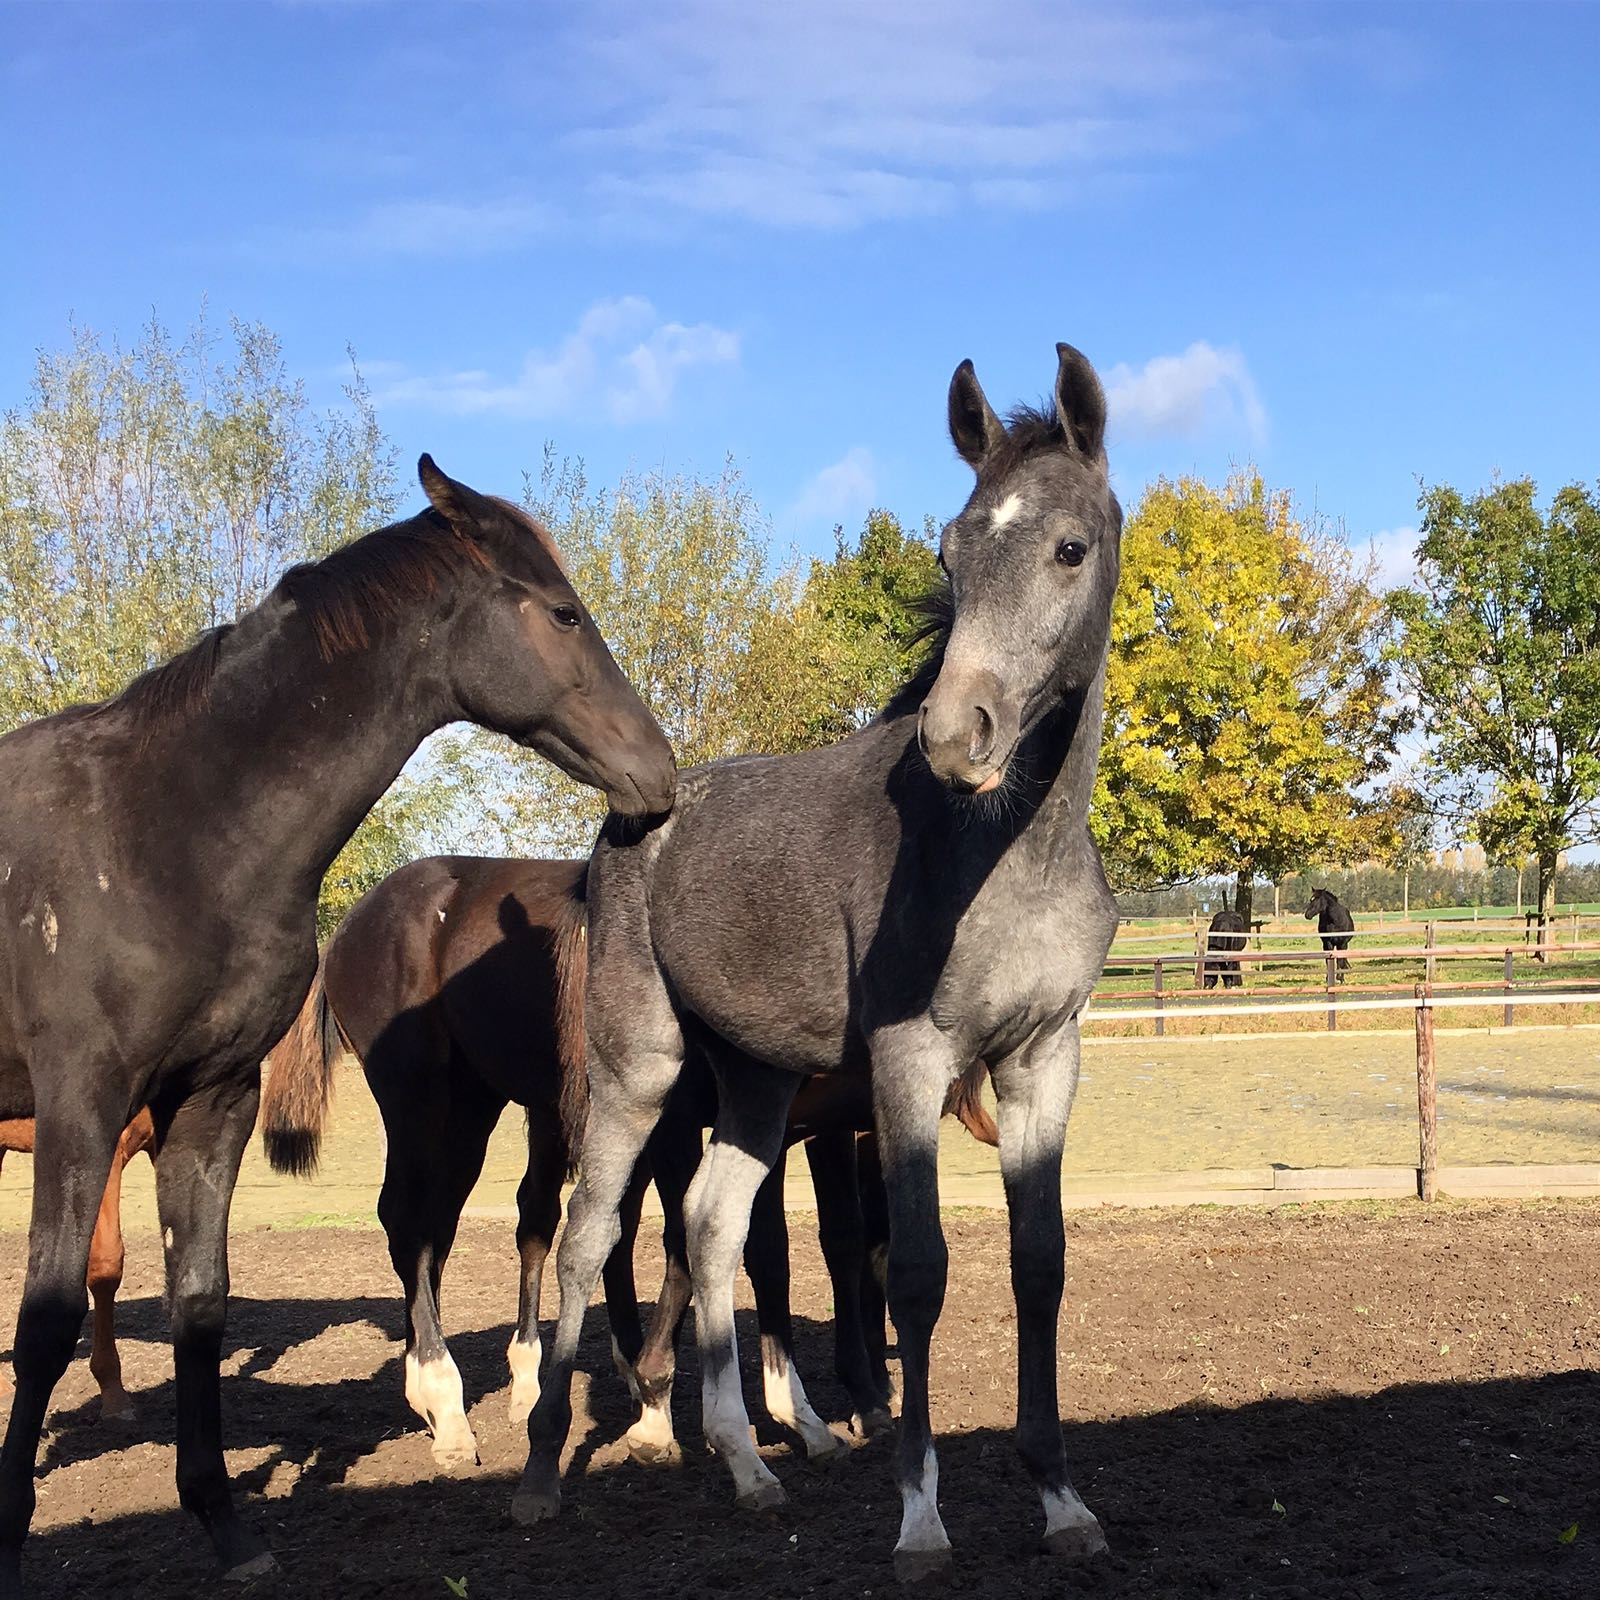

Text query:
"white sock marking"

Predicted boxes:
[[896, 1445, 951, 1556], [762, 1352, 841, 1458], [506, 1335, 541, 1422], [403, 1351, 477, 1462]]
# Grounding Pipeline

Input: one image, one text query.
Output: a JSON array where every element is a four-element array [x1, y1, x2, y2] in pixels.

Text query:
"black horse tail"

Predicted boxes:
[[554, 866, 590, 1177], [261, 954, 353, 1178], [944, 1058, 1000, 1147]]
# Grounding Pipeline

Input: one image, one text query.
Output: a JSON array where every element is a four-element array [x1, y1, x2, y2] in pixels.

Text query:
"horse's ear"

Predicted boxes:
[[948, 359, 1005, 470], [418, 454, 492, 533], [1054, 342, 1107, 461]]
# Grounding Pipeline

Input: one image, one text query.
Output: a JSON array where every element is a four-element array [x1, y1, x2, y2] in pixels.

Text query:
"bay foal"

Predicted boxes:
[[517, 345, 1122, 1579], [0, 458, 673, 1595], [260, 853, 996, 1467]]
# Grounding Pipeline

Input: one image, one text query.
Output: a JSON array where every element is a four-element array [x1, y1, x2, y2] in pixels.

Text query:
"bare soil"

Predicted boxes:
[[8, 1201, 1600, 1599]]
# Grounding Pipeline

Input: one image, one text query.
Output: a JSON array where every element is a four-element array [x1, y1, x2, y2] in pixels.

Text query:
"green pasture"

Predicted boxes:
[[2, 1029, 1595, 1233]]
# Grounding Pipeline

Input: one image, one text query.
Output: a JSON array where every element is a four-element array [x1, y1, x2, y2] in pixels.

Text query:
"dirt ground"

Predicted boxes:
[[6, 1201, 1600, 1599]]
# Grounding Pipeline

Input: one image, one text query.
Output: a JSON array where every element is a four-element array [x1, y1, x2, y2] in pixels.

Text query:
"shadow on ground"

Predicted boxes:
[[18, 1289, 1600, 1600]]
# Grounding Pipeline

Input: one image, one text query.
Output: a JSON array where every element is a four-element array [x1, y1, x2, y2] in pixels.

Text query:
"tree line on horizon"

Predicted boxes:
[[2, 316, 1597, 935]]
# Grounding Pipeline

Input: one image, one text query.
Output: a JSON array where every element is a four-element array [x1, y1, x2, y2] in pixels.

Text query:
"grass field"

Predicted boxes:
[[4, 1025, 1595, 1233]]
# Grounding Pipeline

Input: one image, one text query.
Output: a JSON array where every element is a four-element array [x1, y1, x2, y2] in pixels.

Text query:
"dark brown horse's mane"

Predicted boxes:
[[88, 510, 524, 736], [280, 510, 492, 662], [65, 623, 235, 734]]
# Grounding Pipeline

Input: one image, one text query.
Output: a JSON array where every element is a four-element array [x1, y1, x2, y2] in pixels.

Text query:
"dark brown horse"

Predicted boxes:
[[0, 1111, 155, 1421], [0, 458, 674, 1595], [260, 854, 996, 1466]]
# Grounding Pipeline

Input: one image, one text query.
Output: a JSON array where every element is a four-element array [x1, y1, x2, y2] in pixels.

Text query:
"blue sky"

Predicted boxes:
[[3, 1, 1597, 583]]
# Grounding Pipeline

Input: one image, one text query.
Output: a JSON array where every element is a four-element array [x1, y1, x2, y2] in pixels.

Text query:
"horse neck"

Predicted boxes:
[[989, 664, 1108, 876], [153, 598, 452, 898]]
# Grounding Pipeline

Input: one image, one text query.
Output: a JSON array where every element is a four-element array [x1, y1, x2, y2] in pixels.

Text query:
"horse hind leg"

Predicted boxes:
[[507, 1113, 564, 1427], [514, 1005, 686, 1525], [86, 1123, 141, 1422], [377, 1069, 500, 1470], [153, 1074, 277, 1581], [684, 1053, 800, 1510], [745, 1154, 843, 1462], [622, 1087, 702, 1464], [806, 1129, 890, 1437]]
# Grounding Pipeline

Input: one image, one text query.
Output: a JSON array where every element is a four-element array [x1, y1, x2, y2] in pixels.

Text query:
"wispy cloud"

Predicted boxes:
[[1360, 526, 1422, 592], [556, 1, 1303, 230], [258, 195, 553, 260], [1105, 342, 1266, 443], [373, 297, 738, 422], [788, 447, 877, 529]]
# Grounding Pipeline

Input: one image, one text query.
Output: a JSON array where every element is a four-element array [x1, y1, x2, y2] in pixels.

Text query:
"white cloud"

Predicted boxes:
[[1360, 526, 1422, 592], [789, 448, 877, 529], [262, 196, 553, 260], [560, 1, 1302, 229], [1105, 342, 1266, 443], [373, 297, 739, 423]]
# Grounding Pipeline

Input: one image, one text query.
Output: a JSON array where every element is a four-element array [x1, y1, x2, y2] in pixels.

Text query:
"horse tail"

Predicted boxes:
[[261, 954, 353, 1178], [554, 867, 590, 1177], [944, 1058, 1000, 1147]]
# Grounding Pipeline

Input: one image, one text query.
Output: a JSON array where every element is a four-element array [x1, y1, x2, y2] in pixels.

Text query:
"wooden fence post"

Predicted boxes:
[[1325, 952, 1337, 1031], [1503, 948, 1515, 1028], [1193, 930, 1205, 991], [1425, 922, 1437, 987], [1415, 982, 1438, 1202], [1154, 958, 1165, 1038]]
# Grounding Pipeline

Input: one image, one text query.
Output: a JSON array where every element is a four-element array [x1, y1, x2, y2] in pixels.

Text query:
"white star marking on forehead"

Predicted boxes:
[[990, 493, 1023, 532]]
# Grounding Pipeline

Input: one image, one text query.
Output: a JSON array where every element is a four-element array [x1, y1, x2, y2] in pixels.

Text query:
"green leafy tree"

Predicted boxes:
[[465, 451, 785, 856], [737, 509, 939, 751], [0, 314, 429, 928], [1388, 478, 1600, 939], [1094, 471, 1404, 922]]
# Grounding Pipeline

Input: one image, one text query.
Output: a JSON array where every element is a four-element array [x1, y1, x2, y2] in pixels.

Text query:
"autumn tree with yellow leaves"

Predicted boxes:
[[1093, 472, 1405, 923]]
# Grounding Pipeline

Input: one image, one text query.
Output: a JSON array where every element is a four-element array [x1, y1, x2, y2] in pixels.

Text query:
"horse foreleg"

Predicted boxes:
[[744, 1154, 842, 1460], [870, 1026, 957, 1582], [0, 1086, 126, 1597], [990, 1016, 1107, 1565]]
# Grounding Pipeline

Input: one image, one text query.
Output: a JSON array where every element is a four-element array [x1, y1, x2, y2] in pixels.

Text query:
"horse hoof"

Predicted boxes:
[[432, 1445, 480, 1472], [98, 1394, 138, 1425], [1043, 1520, 1109, 1561], [806, 1428, 848, 1463], [852, 1406, 894, 1440], [507, 1397, 535, 1429], [735, 1479, 788, 1513], [223, 1551, 279, 1584], [509, 1485, 561, 1526], [627, 1433, 676, 1466], [893, 1545, 953, 1584]]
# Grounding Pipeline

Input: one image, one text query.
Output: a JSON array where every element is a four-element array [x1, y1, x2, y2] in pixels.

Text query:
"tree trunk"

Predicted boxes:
[[1403, 868, 1410, 920], [1235, 869, 1254, 928], [1536, 849, 1558, 963]]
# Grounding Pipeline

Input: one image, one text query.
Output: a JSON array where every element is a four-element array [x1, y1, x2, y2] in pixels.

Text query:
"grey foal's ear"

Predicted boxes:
[[1053, 342, 1107, 462], [948, 359, 1006, 470]]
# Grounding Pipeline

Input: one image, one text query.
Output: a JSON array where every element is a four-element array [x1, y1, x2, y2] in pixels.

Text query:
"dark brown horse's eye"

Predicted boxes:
[[1056, 540, 1087, 568], [550, 604, 581, 629]]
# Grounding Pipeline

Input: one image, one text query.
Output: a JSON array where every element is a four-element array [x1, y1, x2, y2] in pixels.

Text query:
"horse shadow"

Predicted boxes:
[[14, 1362, 1600, 1599]]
